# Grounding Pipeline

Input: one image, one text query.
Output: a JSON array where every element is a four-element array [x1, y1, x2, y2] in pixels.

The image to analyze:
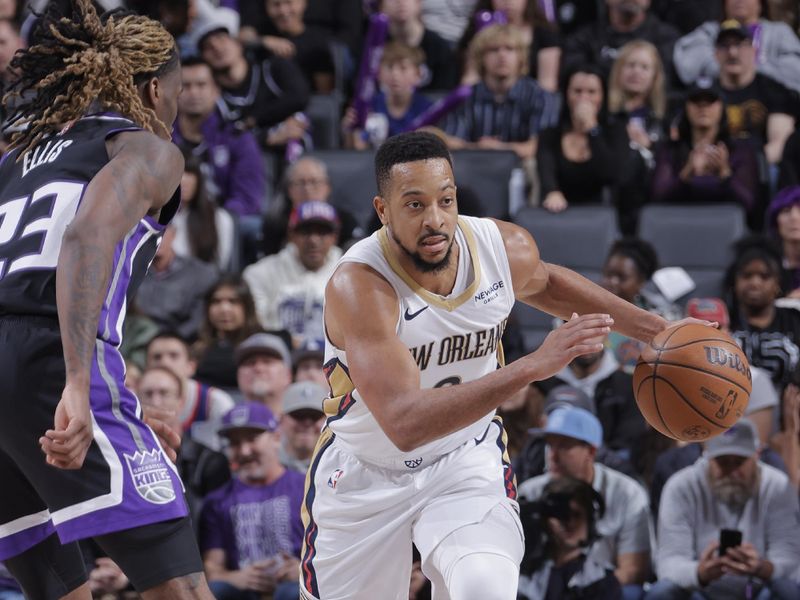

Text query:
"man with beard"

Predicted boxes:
[[562, 0, 679, 83], [200, 402, 304, 600], [297, 131, 706, 600], [650, 419, 800, 600]]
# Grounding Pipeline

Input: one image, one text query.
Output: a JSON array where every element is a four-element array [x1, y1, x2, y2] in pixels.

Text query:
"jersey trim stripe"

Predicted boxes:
[[492, 416, 517, 500], [376, 217, 483, 312], [322, 358, 355, 419], [300, 428, 336, 598]]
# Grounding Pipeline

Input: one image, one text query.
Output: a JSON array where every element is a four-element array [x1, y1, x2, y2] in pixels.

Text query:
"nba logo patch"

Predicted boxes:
[[328, 469, 344, 489], [124, 449, 176, 505]]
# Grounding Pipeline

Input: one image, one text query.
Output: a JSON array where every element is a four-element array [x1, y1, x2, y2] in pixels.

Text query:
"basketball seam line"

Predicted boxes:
[[657, 375, 730, 430], [638, 376, 678, 438], [648, 337, 743, 352], [638, 360, 751, 394]]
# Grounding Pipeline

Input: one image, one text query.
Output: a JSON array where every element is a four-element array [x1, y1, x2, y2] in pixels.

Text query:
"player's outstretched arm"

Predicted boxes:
[[42, 132, 183, 470], [325, 263, 612, 453], [494, 219, 671, 344]]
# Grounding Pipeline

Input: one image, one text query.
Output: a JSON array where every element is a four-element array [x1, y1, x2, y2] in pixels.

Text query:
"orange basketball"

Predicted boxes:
[[632, 324, 752, 442]]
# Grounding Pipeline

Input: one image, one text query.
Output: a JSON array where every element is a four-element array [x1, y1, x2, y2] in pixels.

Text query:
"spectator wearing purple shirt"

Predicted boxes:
[[200, 402, 304, 600], [652, 81, 759, 221], [173, 57, 267, 219]]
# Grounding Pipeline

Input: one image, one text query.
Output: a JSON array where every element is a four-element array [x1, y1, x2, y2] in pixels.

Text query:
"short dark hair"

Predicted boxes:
[[146, 330, 190, 354], [374, 131, 453, 195], [181, 55, 211, 70], [607, 237, 659, 280]]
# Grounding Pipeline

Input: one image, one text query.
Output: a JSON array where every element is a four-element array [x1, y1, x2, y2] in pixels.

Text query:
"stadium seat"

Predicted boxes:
[[307, 93, 343, 150], [451, 150, 519, 220], [638, 204, 746, 302], [307, 149, 377, 234], [513, 205, 620, 282]]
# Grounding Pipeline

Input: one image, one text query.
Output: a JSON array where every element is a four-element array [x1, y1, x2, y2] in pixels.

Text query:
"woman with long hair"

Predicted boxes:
[[193, 273, 263, 390], [537, 64, 627, 213], [173, 154, 236, 270]]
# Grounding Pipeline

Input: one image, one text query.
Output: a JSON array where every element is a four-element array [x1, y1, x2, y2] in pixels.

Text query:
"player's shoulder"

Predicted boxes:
[[108, 129, 181, 165]]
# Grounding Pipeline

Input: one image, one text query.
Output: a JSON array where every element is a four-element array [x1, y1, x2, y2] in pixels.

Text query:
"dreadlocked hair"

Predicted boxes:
[[3, 0, 178, 155]]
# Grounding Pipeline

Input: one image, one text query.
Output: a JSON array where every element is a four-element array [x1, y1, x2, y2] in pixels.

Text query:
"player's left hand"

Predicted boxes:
[[141, 405, 182, 463], [40, 385, 94, 470]]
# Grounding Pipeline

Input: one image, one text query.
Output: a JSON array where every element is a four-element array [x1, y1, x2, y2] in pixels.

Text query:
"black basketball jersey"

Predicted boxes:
[[0, 113, 180, 346]]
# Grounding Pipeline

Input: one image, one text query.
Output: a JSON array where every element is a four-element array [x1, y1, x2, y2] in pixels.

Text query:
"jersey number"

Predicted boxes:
[[0, 181, 85, 279]]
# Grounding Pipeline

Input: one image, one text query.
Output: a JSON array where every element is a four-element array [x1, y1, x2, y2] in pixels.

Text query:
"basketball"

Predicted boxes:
[[632, 324, 752, 442]]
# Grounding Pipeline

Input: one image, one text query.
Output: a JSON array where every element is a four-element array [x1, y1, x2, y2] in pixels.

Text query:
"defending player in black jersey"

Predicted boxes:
[[0, 1, 213, 598]]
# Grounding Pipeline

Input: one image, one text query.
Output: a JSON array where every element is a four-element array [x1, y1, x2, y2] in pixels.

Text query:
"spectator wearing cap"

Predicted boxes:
[[200, 402, 304, 600], [652, 80, 760, 222], [235, 333, 294, 416], [648, 419, 800, 600], [767, 185, 800, 295], [674, 0, 800, 94], [713, 20, 797, 166], [279, 381, 326, 472], [173, 56, 266, 221], [293, 339, 327, 386], [518, 406, 652, 593], [262, 156, 359, 257], [244, 201, 342, 349], [193, 10, 310, 144]]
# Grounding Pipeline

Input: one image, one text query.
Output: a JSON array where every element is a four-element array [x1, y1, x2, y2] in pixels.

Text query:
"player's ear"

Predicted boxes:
[[138, 76, 160, 110], [374, 195, 388, 226]]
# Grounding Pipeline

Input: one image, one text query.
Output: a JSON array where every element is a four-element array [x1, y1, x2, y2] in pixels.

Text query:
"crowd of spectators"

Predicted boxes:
[[1, 0, 800, 598]]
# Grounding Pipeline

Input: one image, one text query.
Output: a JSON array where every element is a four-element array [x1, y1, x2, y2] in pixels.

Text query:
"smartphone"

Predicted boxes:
[[719, 529, 743, 556]]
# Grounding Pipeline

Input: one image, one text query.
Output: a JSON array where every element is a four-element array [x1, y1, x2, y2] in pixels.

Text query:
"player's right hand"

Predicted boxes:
[[40, 385, 94, 470], [527, 313, 613, 381]]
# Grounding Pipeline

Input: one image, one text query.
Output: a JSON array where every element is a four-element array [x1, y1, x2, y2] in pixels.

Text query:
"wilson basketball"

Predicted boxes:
[[632, 324, 752, 442]]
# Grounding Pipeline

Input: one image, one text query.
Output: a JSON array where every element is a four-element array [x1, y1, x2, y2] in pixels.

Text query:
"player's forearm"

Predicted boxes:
[[379, 355, 547, 452], [528, 263, 667, 344], [56, 227, 114, 390]]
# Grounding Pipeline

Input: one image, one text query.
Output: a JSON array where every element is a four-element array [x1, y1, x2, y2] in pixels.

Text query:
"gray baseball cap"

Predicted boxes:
[[705, 419, 759, 459], [282, 382, 327, 415], [235, 333, 291, 368]]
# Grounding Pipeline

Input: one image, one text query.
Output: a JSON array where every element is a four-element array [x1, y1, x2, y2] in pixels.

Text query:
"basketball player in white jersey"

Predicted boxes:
[[299, 132, 704, 600]]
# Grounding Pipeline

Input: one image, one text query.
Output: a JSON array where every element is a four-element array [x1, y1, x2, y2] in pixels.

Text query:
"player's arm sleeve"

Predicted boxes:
[[223, 131, 267, 216], [672, 23, 719, 85], [762, 474, 800, 578], [655, 476, 701, 588]]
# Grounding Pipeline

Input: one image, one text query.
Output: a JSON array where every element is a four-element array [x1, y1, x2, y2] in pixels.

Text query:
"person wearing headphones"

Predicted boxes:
[[518, 476, 621, 599]]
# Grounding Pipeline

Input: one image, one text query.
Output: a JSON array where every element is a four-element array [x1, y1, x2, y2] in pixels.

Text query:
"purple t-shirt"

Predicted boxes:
[[199, 470, 306, 569]]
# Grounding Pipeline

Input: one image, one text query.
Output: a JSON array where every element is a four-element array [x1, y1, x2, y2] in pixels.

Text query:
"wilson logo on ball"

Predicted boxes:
[[703, 346, 752, 381]]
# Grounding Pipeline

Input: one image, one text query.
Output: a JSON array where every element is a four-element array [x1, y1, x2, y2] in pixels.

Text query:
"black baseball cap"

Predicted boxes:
[[716, 19, 752, 45]]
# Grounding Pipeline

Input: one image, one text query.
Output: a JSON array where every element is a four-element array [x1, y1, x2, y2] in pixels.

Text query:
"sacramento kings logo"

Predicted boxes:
[[124, 449, 176, 505]]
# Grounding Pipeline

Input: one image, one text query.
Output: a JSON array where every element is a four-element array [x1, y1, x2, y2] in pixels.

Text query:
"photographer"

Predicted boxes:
[[519, 477, 621, 599]]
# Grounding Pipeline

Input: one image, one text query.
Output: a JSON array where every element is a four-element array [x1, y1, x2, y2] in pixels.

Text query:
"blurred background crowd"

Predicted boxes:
[[1, 0, 800, 598]]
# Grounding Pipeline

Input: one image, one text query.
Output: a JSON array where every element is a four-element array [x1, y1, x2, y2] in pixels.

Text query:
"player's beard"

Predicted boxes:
[[391, 228, 455, 273]]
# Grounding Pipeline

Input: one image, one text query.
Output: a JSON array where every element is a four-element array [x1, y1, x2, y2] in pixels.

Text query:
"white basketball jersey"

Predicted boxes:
[[322, 216, 515, 464]]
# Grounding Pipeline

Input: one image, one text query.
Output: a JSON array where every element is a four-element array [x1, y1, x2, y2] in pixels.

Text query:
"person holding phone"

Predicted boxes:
[[648, 419, 800, 599]]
